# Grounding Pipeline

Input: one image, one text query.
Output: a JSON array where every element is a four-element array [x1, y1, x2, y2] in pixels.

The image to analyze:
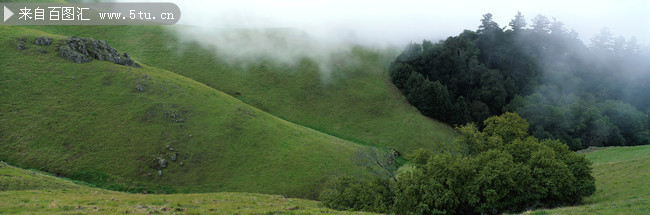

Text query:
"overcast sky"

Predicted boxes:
[[132, 0, 650, 46]]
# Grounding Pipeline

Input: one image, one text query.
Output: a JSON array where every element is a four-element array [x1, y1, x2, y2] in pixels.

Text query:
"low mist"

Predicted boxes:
[[109, 0, 649, 79]]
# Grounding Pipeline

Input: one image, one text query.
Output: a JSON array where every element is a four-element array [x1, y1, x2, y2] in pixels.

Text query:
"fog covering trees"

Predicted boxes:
[[390, 12, 650, 150], [320, 113, 595, 214]]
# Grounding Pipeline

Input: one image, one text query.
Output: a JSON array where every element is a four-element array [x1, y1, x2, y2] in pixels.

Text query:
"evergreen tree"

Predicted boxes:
[[549, 18, 567, 36], [509, 11, 527, 32], [531, 14, 551, 34], [478, 13, 500, 34], [590, 27, 613, 51]]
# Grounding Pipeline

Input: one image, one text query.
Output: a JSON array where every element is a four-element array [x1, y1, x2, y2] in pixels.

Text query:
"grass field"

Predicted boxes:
[[21, 24, 456, 154], [1, 1, 646, 214], [1, 21, 457, 198], [0, 164, 373, 214], [527, 145, 650, 214], [0, 25, 374, 198], [2, 145, 646, 214]]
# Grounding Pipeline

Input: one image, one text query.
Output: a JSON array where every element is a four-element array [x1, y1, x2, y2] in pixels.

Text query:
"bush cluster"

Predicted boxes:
[[320, 113, 596, 214]]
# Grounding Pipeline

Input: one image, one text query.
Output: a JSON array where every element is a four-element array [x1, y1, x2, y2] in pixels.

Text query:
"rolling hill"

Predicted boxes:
[[0, 163, 372, 214], [2, 145, 646, 214], [0, 25, 375, 198], [1, 1, 646, 214], [1, 21, 456, 198], [21, 25, 456, 154]]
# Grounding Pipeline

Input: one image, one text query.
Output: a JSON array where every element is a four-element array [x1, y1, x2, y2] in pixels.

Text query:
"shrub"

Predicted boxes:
[[319, 176, 393, 213], [321, 113, 596, 214]]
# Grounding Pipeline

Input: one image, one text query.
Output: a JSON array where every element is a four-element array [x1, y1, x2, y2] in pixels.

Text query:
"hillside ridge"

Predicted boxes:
[[0, 25, 371, 198]]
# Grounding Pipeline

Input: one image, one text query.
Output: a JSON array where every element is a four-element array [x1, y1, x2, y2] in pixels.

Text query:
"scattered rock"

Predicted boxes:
[[389, 148, 400, 157], [57, 36, 141, 67], [169, 153, 177, 162], [157, 170, 163, 177], [157, 157, 167, 168], [16, 38, 27, 51], [34, 36, 53, 46], [163, 110, 184, 123], [38, 48, 48, 54], [15, 37, 27, 50], [179, 162, 183, 166], [134, 75, 150, 92], [135, 82, 145, 92]]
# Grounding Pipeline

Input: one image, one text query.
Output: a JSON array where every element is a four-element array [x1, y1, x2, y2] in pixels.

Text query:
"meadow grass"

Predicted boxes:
[[0, 164, 373, 214], [20, 25, 456, 155], [527, 145, 650, 214], [0, 25, 369, 198]]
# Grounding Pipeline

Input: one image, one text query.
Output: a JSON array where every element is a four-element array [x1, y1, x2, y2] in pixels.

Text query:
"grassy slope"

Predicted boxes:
[[2, 145, 646, 214], [0, 164, 372, 214], [528, 145, 650, 214], [23, 25, 456, 154], [0, 25, 369, 198]]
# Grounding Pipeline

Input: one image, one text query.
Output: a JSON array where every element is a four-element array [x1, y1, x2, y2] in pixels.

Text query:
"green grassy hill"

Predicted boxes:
[[0, 164, 372, 214], [1, 144, 646, 214], [1, 23, 456, 198], [0, 25, 374, 198], [528, 145, 650, 214], [22, 25, 456, 154]]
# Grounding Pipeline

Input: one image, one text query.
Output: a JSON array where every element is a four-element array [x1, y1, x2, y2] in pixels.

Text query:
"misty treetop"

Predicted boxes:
[[390, 12, 650, 150]]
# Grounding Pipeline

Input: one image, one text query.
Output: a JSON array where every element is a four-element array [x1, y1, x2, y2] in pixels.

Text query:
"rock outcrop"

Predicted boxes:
[[57, 36, 141, 67]]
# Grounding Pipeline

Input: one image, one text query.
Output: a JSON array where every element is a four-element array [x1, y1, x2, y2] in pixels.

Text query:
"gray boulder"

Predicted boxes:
[[16, 37, 27, 50], [34, 37, 53, 46], [58, 36, 141, 67], [59, 45, 92, 63], [135, 82, 145, 92], [157, 157, 167, 168]]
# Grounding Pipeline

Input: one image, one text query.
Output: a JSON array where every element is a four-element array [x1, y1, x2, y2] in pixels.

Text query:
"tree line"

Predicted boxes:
[[389, 12, 650, 150]]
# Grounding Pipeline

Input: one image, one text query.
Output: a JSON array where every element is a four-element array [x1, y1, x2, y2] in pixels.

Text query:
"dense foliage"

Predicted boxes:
[[390, 12, 650, 150], [320, 113, 596, 214]]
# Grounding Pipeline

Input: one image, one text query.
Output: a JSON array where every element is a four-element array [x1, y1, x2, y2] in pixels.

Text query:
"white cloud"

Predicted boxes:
[[160, 0, 649, 46]]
